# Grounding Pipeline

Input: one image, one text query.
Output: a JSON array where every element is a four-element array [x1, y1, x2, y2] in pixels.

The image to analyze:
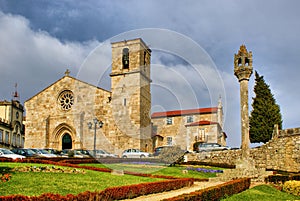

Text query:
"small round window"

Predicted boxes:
[[58, 90, 74, 111]]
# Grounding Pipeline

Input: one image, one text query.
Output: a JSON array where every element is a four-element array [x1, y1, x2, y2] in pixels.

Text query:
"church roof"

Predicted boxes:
[[25, 72, 111, 103], [151, 107, 218, 118]]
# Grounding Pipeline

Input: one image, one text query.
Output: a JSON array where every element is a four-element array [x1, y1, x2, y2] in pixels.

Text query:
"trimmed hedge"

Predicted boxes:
[[265, 174, 300, 184], [162, 177, 251, 201]]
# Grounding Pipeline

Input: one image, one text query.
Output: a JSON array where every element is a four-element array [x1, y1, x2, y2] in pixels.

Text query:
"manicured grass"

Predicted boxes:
[[221, 184, 300, 201], [0, 162, 162, 196], [81, 163, 221, 179]]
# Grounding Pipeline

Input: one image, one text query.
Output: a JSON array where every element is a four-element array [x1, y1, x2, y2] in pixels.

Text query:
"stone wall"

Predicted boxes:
[[187, 128, 300, 172]]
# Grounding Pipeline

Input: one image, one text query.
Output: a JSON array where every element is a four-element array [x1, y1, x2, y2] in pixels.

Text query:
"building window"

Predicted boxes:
[[124, 98, 126, 106], [166, 117, 173, 125], [187, 116, 193, 123], [167, 136, 173, 146], [17, 134, 21, 147], [12, 133, 16, 146], [122, 48, 129, 69], [21, 137, 25, 147], [58, 90, 74, 111], [199, 128, 206, 142], [0, 130, 3, 142], [144, 51, 147, 66], [152, 125, 158, 134], [5, 131, 9, 144]]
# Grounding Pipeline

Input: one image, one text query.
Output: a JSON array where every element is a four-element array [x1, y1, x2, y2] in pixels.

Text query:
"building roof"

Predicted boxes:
[[185, 120, 219, 127], [151, 107, 218, 118], [25, 73, 111, 103]]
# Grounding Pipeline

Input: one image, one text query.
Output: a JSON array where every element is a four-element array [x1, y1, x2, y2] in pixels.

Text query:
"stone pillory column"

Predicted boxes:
[[234, 45, 253, 159]]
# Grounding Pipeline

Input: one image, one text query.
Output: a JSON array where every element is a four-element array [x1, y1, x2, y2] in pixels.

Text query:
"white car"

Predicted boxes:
[[0, 148, 25, 159], [122, 148, 151, 158]]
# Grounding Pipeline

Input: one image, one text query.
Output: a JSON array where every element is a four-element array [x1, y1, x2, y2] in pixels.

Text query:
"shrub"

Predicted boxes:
[[283, 180, 300, 196], [162, 177, 251, 201], [265, 174, 300, 184]]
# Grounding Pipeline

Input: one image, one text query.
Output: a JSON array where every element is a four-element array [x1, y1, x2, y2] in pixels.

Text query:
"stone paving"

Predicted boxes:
[[121, 180, 225, 201]]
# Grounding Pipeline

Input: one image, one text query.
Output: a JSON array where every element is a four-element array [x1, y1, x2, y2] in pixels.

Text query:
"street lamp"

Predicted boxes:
[[87, 118, 104, 157]]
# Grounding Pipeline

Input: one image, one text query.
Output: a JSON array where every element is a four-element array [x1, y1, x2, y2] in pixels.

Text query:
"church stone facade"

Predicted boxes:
[[24, 38, 152, 155], [24, 38, 226, 155]]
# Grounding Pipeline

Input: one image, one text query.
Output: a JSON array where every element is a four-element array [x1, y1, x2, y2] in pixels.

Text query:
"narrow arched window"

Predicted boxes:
[[238, 58, 242, 66], [245, 57, 249, 66], [122, 48, 129, 69]]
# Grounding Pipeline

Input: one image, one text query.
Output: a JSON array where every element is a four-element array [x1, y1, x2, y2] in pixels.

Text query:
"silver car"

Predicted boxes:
[[122, 149, 151, 158], [0, 148, 25, 159], [194, 143, 231, 152]]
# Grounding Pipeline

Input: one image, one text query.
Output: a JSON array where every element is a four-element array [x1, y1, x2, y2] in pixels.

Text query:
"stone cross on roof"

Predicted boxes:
[[65, 69, 70, 76]]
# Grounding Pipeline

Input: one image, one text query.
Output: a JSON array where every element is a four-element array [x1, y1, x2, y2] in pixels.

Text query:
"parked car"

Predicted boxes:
[[193, 142, 231, 152], [122, 148, 151, 158], [11, 148, 39, 157], [74, 149, 92, 158], [59, 149, 90, 158], [93, 149, 118, 158], [44, 148, 61, 155], [0, 148, 25, 159], [31, 148, 58, 158]]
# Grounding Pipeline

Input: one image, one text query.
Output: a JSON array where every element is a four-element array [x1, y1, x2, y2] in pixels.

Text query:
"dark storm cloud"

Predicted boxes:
[[0, 0, 300, 147]]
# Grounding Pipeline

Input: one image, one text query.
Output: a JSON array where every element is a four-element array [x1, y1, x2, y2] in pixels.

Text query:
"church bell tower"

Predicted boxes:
[[110, 38, 152, 151]]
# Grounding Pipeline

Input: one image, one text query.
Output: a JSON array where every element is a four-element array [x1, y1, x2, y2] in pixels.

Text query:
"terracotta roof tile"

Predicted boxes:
[[151, 107, 218, 118], [185, 120, 219, 127]]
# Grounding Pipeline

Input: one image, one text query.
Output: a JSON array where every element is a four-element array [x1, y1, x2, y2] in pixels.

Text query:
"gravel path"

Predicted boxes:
[[121, 181, 225, 201]]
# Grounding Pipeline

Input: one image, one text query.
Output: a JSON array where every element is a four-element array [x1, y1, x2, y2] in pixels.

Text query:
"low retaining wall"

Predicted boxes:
[[188, 128, 300, 172]]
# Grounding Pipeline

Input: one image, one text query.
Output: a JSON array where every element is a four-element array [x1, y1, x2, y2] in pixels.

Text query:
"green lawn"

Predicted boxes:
[[3, 162, 296, 200], [81, 163, 221, 179], [0, 162, 162, 196], [222, 184, 300, 201]]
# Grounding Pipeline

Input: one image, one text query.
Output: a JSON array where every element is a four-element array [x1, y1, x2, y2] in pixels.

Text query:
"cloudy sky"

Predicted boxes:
[[0, 0, 299, 147]]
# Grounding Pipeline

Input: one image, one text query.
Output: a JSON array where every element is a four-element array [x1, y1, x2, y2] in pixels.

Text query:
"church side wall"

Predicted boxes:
[[187, 128, 300, 172]]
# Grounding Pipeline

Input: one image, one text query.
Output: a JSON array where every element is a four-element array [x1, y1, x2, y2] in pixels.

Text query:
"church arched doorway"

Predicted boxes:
[[62, 133, 72, 150]]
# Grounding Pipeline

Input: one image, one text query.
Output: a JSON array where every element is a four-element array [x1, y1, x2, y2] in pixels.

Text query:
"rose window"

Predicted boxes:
[[58, 90, 74, 111]]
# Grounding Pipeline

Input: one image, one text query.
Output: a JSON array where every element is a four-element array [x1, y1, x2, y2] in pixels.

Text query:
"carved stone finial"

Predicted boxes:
[[238, 45, 248, 54], [65, 69, 70, 76]]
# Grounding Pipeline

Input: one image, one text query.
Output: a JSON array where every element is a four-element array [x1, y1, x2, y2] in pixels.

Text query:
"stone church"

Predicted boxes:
[[24, 38, 226, 155], [24, 38, 152, 154]]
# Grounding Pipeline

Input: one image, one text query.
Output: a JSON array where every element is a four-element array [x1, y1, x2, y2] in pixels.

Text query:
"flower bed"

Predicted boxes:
[[186, 166, 223, 173], [13, 166, 85, 174], [283, 180, 300, 196]]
